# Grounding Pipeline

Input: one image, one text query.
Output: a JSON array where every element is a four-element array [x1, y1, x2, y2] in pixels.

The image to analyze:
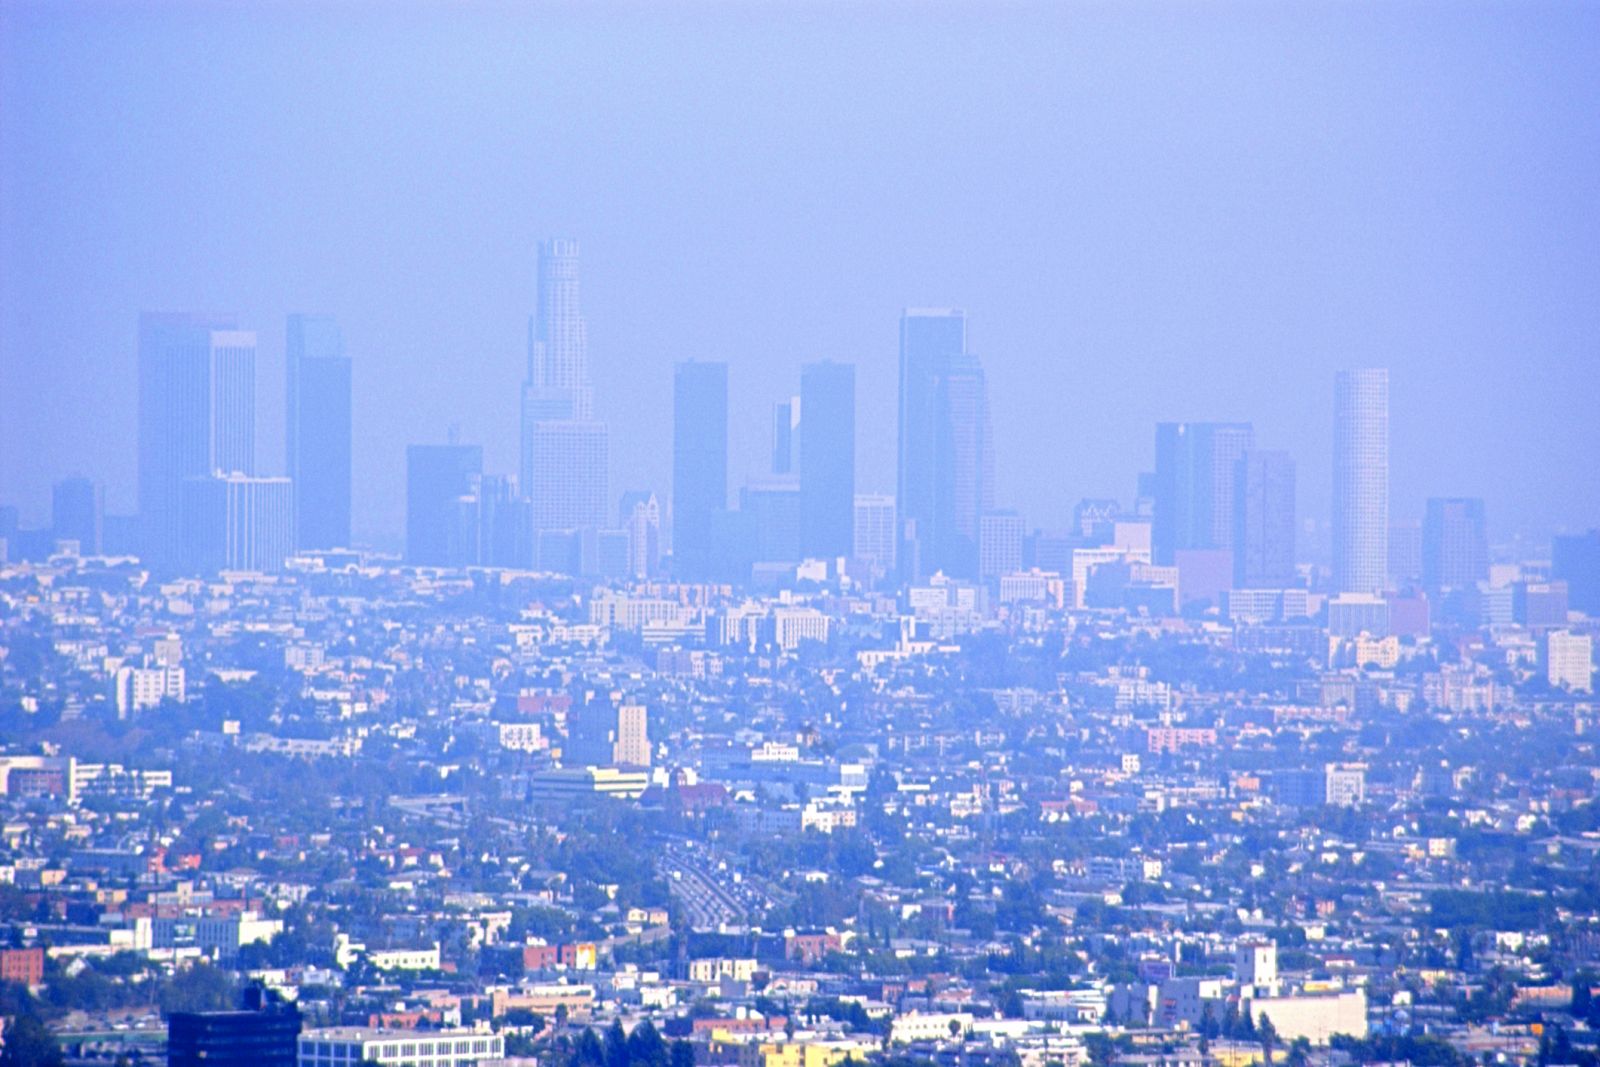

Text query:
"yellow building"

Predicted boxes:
[[736, 1040, 873, 1067]]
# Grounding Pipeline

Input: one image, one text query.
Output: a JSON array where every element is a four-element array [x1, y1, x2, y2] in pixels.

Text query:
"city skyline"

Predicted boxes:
[[2, 288, 1580, 569], [4, 5, 1597, 546], [3, 6, 1600, 1064]]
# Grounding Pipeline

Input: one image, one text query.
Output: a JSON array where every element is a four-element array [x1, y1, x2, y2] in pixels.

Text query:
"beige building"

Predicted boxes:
[[614, 704, 650, 766], [1243, 989, 1367, 1044]]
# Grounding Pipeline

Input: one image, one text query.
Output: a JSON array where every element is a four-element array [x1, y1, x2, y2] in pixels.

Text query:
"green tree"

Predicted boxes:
[[1259, 1014, 1278, 1065], [605, 1020, 630, 1067], [1571, 977, 1593, 1019], [0, 1012, 64, 1067], [1086, 1032, 1116, 1067], [628, 1020, 670, 1067], [158, 961, 237, 1016], [573, 1028, 606, 1067]]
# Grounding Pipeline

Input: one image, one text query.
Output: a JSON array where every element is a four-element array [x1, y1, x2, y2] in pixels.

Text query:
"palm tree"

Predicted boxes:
[[1258, 1014, 1278, 1066]]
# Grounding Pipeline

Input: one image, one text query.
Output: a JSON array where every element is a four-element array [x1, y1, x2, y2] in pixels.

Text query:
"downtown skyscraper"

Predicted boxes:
[[181, 474, 295, 574], [1151, 422, 1254, 566], [285, 314, 352, 549], [520, 240, 609, 546], [672, 361, 728, 580], [896, 309, 993, 581], [52, 476, 104, 555], [1233, 449, 1297, 588], [771, 397, 800, 476], [527, 238, 592, 421], [406, 443, 483, 567], [1333, 368, 1390, 594], [1422, 497, 1488, 592], [799, 361, 856, 560], [136, 313, 257, 569]]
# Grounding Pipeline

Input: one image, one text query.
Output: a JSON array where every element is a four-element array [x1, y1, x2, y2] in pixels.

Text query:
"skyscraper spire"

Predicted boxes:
[[526, 238, 592, 420]]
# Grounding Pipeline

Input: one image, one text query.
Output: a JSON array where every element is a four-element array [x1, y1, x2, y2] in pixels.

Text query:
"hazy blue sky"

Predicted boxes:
[[3, 1, 1597, 550]]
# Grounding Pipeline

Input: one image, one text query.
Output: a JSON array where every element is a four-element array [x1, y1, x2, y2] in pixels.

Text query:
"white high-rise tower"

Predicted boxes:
[[1332, 368, 1389, 594]]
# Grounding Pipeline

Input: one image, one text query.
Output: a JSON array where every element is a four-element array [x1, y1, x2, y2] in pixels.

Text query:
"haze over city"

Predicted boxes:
[[3, 5, 1600, 1067], [3, 2, 1597, 548]]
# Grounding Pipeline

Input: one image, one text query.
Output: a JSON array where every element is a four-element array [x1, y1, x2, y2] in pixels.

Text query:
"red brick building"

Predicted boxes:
[[0, 947, 45, 985]]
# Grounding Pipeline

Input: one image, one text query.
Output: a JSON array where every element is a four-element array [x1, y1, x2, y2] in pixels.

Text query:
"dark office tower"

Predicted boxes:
[[1333, 368, 1390, 593], [405, 444, 483, 566], [447, 490, 483, 568], [478, 474, 532, 568], [52, 476, 104, 554], [1389, 520, 1423, 586], [896, 309, 993, 580], [1553, 530, 1600, 614], [1233, 450, 1297, 588], [799, 360, 856, 559], [136, 313, 256, 568], [103, 514, 139, 557], [286, 314, 352, 549], [567, 695, 620, 767], [1152, 422, 1255, 566], [168, 986, 300, 1067], [1422, 497, 1488, 592], [672, 361, 728, 579], [1515, 580, 1569, 627], [742, 481, 803, 563], [710, 509, 758, 583], [938, 355, 995, 578], [897, 308, 960, 579], [772, 397, 800, 475]]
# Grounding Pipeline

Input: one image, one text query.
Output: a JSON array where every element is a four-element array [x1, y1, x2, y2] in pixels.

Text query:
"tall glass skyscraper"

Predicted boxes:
[[285, 314, 352, 549], [519, 240, 608, 556], [896, 308, 992, 581], [526, 238, 592, 420], [136, 312, 256, 569], [672, 361, 728, 580], [799, 360, 855, 560], [1233, 449, 1297, 588], [1333, 368, 1390, 594], [1152, 422, 1255, 566]]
